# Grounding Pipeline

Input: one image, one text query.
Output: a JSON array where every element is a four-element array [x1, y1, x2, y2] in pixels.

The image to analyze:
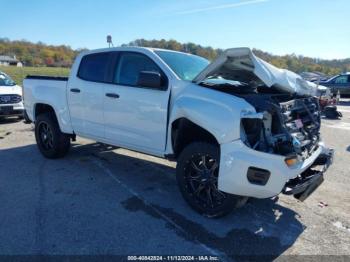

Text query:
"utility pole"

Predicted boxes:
[[107, 35, 114, 48]]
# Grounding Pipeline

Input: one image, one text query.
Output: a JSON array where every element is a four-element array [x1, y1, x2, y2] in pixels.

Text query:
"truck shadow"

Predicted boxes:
[[0, 141, 304, 259], [0, 117, 22, 125], [69, 142, 305, 259]]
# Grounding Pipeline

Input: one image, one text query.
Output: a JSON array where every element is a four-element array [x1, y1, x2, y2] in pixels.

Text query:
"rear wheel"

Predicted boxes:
[[35, 113, 71, 159], [176, 142, 248, 218]]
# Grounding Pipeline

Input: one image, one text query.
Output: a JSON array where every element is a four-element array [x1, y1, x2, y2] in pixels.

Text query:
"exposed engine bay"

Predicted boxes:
[[201, 79, 321, 159]]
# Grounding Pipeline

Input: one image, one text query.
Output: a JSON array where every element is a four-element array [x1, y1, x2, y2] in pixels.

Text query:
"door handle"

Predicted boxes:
[[70, 88, 81, 93], [106, 93, 120, 99]]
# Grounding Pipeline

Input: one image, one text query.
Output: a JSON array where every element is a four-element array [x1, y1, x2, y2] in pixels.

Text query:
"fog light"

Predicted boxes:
[[285, 157, 298, 167], [247, 167, 270, 186]]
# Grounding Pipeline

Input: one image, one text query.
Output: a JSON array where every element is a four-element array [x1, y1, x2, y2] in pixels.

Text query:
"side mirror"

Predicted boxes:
[[137, 71, 162, 89]]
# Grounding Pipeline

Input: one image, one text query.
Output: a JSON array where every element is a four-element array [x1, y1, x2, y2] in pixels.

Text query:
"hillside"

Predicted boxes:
[[0, 38, 80, 67], [124, 39, 350, 76], [1, 38, 350, 77]]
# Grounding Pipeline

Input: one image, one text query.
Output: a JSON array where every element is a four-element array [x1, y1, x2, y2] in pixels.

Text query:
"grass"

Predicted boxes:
[[0, 66, 70, 86]]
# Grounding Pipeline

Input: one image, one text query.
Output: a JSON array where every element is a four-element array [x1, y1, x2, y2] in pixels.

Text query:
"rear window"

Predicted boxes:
[[78, 52, 111, 83]]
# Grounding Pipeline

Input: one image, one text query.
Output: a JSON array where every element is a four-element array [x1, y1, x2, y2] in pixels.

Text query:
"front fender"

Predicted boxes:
[[166, 85, 255, 153]]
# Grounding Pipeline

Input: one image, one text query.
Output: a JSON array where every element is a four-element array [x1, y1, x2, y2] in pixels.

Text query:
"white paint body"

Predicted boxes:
[[0, 84, 24, 115], [23, 47, 326, 199]]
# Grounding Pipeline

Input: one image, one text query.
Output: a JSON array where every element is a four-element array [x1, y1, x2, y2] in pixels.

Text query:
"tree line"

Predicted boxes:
[[1, 38, 349, 76], [0, 38, 82, 67]]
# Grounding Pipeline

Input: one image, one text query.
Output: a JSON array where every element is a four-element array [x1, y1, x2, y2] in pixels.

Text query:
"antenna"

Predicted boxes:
[[107, 35, 114, 48]]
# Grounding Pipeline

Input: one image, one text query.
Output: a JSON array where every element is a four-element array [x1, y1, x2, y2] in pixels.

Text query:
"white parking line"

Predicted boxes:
[[323, 122, 350, 130], [338, 109, 350, 113]]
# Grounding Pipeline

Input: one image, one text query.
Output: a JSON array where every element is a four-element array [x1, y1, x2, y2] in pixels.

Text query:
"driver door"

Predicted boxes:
[[103, 51, 170, 155]]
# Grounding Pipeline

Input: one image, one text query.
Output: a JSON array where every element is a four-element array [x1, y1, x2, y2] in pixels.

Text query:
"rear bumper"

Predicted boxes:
[[218, 139, 331, 198], [282, 148, 333, 201]]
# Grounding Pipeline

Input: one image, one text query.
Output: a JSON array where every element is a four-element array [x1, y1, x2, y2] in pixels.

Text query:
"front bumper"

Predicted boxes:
[[218, 139, 332, 199], [0, 102, 24, 117], [282, 148, 333, 201]]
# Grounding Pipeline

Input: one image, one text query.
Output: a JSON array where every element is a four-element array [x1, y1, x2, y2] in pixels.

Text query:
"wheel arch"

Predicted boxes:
[[171, 117, 219, 158], [34, 103, 57, 120], [34, 103, 64, 132], [33, 102, 73, 134]]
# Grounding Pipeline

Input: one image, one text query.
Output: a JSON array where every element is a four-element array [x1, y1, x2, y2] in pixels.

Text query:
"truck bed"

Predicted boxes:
[[23, 75, 70, 132]]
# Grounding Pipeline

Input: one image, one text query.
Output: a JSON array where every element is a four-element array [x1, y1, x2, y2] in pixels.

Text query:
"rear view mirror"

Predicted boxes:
[[137, 71, 162, 89]]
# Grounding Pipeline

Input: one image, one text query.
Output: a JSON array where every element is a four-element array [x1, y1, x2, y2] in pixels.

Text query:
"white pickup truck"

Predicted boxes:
[[24, 47, 333, 217]]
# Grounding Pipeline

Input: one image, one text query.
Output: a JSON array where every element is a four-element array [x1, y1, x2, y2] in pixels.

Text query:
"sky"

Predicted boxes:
[[1, 0, 349, 59]]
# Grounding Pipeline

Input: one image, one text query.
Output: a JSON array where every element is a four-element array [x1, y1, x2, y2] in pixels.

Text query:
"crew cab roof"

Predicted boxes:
[[78, 46, 183, 55]]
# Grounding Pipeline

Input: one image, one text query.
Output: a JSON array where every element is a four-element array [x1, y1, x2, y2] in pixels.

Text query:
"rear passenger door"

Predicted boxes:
[[68, 52, 114, 139], [103, 51, 170, 155]]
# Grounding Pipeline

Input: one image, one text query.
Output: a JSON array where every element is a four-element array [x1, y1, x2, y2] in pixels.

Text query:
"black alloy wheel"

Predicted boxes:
[[38, 122, 54, 150], [35, 113, 71, 159], [176, 142, 248, 218]]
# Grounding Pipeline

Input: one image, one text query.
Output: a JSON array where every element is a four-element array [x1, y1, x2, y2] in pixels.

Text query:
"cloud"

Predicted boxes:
[[176, 0, 269, 15]]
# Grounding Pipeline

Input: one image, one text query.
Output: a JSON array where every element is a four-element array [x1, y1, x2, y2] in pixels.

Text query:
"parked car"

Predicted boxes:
[[300, 71, 328, 82], [319, 72, 350, 96], [23, 47, 333, 217], [0, 71, 24, 120]]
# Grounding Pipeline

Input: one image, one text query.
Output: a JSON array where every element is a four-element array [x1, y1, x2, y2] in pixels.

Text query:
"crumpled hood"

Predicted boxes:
[[193, 47, 319, 96], [0, 85, 23, 96]]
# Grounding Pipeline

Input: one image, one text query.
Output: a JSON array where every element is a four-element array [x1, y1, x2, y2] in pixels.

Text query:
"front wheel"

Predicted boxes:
[[35, 113, 71, 159], [176, 142, 248, 218]]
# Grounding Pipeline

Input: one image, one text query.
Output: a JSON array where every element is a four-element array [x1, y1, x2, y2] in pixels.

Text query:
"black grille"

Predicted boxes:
[[0, 94, 22, 104]]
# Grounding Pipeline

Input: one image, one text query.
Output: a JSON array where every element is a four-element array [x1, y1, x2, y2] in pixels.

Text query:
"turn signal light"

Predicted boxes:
[[285, 157, 298, 167]]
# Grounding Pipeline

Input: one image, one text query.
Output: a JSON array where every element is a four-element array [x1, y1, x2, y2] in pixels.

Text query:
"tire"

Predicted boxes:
[[176, 142, 248, 218], [35, 112, 71, 159]]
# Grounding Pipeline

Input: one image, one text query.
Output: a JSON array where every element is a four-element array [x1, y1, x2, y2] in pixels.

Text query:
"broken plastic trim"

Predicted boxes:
[[282, 148, 334, 201]]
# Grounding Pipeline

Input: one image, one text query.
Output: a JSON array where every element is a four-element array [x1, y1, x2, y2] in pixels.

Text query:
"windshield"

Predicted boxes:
[[0, 73, 16, 86], [155, 50, 209, 81]]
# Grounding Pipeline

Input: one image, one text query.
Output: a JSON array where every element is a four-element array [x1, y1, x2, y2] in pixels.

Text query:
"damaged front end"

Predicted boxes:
[[240, 94, 333, 200], [197, 47, 333, 200], [241, 95, 321, 160], [282, 147, 333, 201]]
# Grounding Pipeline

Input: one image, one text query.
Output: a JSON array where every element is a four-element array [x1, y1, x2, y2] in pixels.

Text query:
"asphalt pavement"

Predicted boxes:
[[0, 100, 350, 260]]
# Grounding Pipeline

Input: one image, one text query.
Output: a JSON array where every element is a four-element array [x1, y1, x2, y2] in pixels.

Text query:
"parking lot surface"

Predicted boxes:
[[1, 101, 350, 260]]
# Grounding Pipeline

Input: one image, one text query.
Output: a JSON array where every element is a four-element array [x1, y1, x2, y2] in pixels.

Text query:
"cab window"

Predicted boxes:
[[114, 52, 167, 88], [78, 52, 112, 83]]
